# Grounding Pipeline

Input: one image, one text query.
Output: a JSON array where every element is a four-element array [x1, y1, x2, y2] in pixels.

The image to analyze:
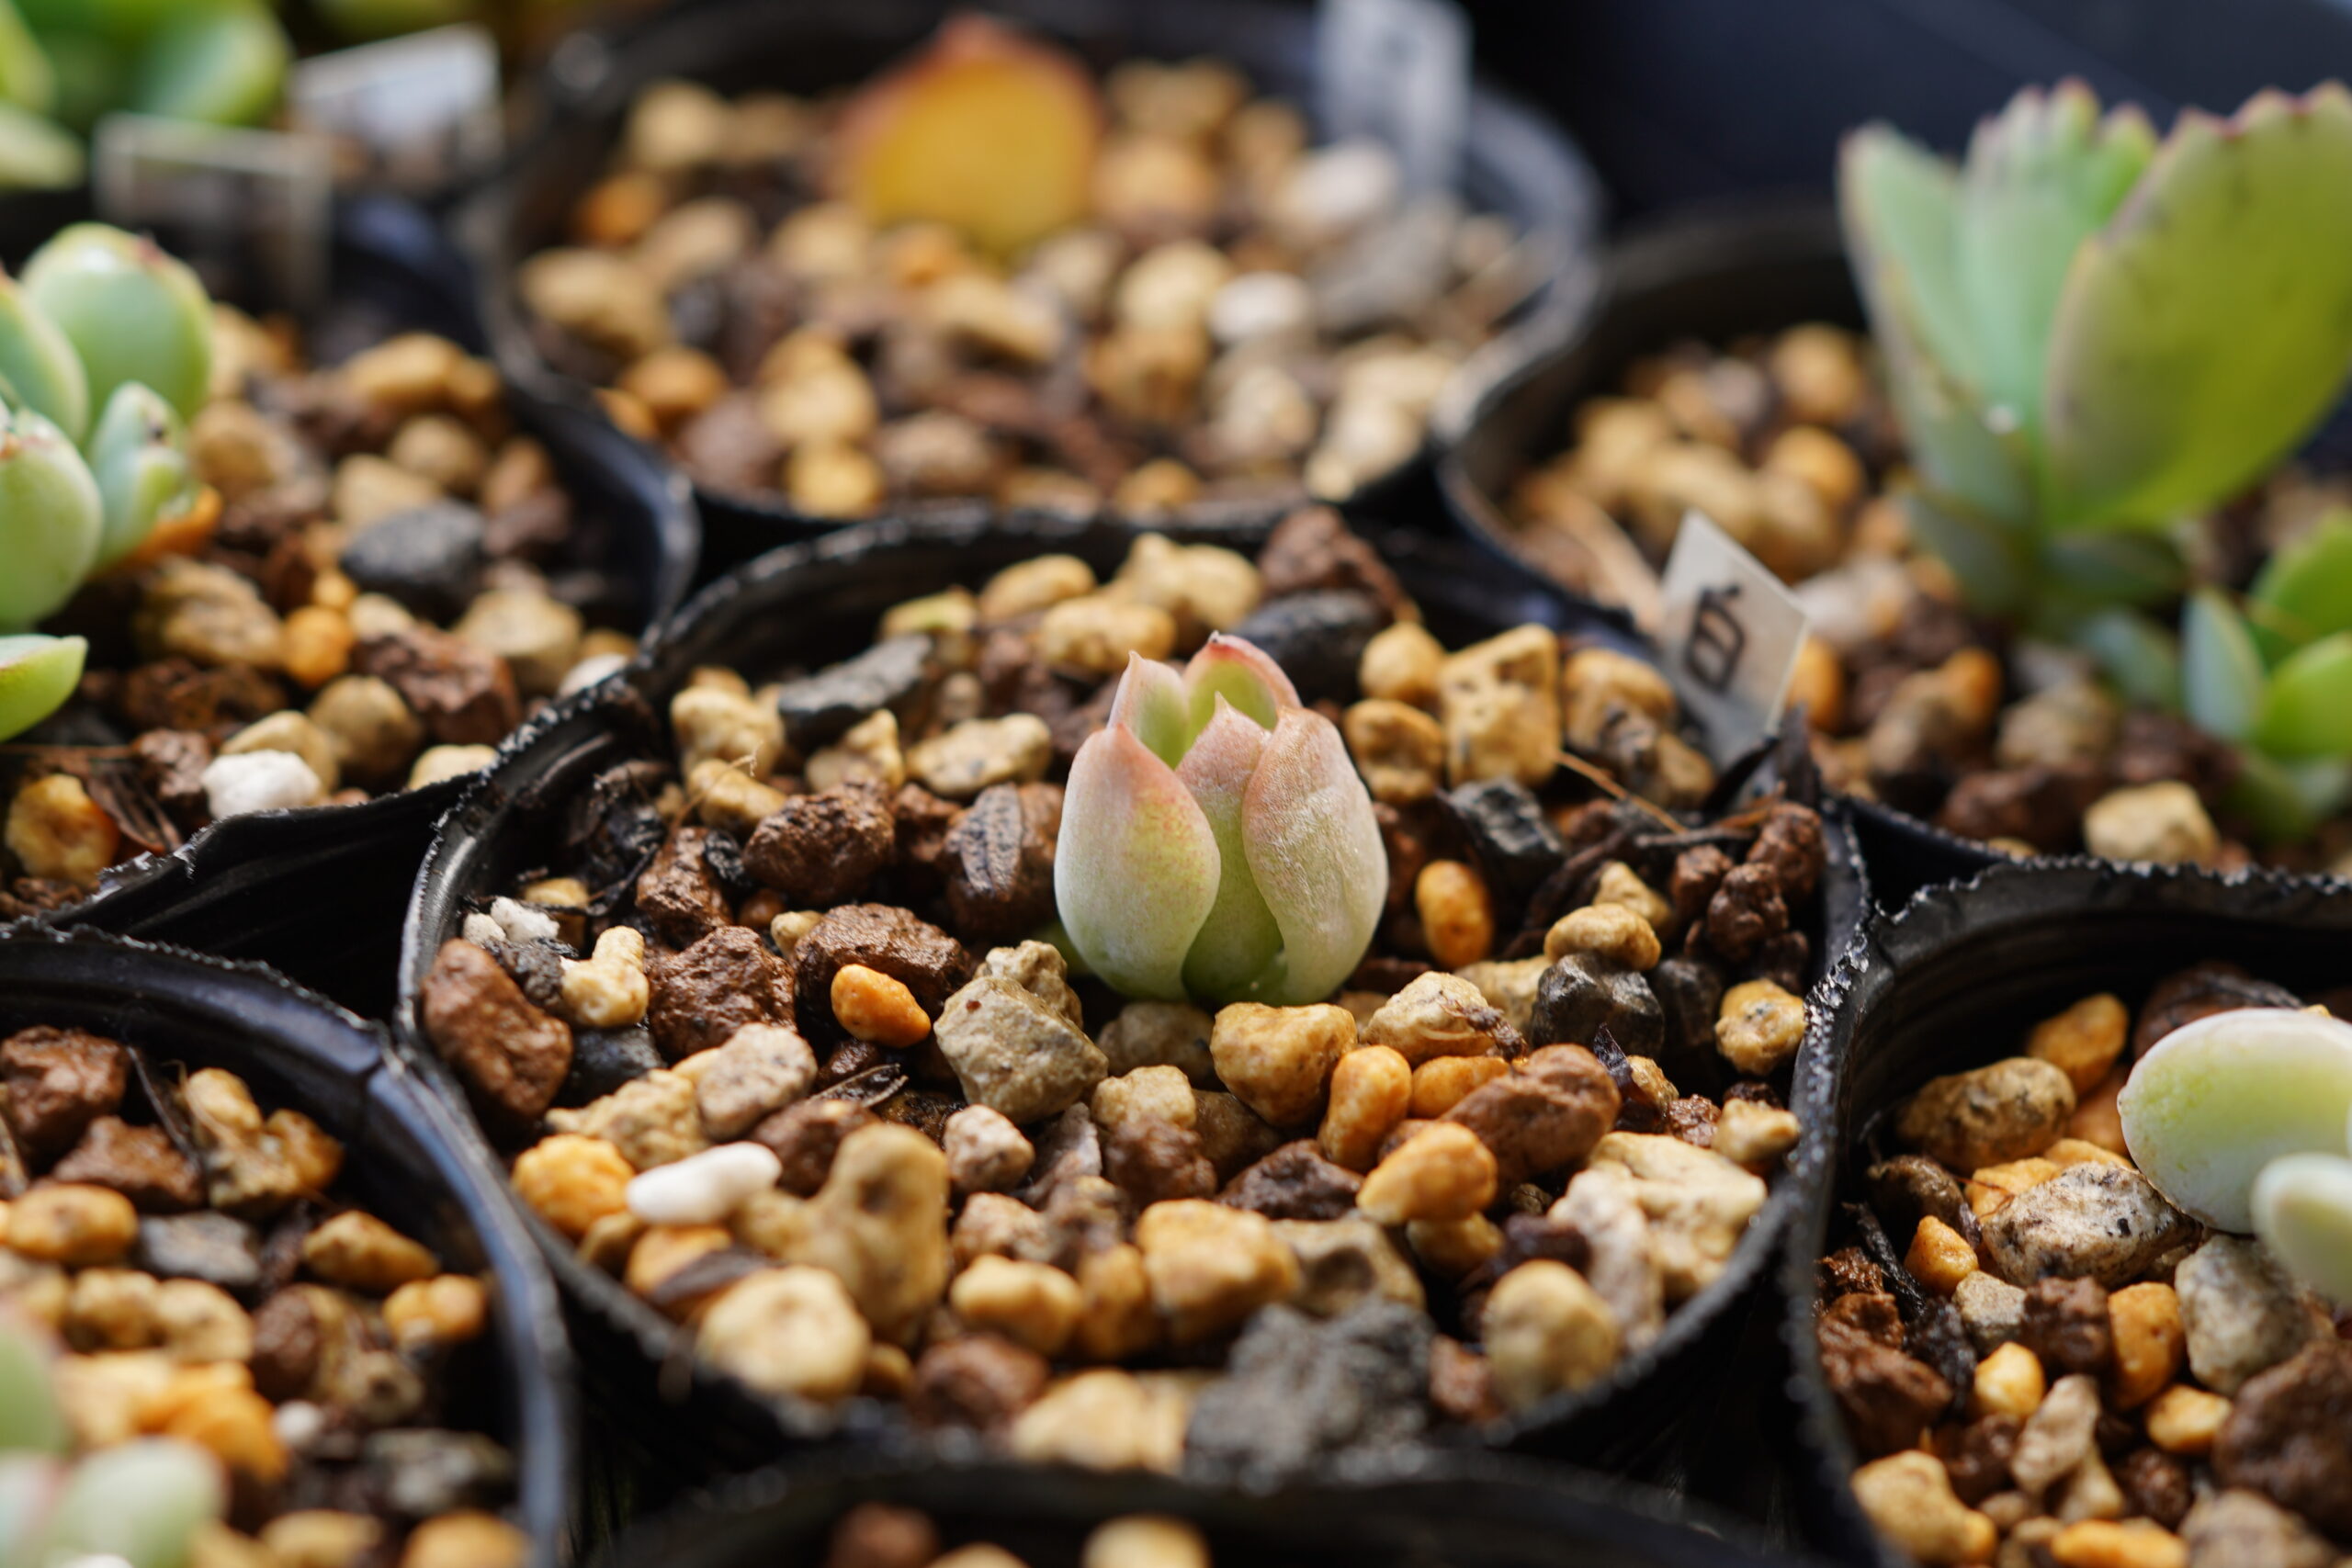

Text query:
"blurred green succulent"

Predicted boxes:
[[1843, 81, 2352, 840], [0, 220, 211, 742], [1844, 81, 2352, 625]]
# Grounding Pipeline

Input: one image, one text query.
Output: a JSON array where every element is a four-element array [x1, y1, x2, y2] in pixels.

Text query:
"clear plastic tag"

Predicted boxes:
[[288, 25, 503, 194], [1656, 510, 1814, 763], [1317, 0, 1470, 193], [94, 115, 334, 312]]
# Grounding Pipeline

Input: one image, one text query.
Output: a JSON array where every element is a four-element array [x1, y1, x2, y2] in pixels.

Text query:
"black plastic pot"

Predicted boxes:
[[1437, 197, 2002, 912], [462, 0, 1606, 579], [393, 510, 1868, 1497], [600, 1451, 1828, 1568], [33, 194, 698, 1021], [0, 923, 578, 1565], [1777, 859, 2352, 1565]]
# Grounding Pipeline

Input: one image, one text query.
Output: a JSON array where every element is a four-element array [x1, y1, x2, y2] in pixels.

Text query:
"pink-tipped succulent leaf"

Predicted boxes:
[[1056, 637, 1385, 1005]]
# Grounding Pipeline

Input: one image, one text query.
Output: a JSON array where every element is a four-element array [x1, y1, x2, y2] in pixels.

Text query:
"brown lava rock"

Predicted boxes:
[[790, 903, 973, 1046], [745, 784, 898, 905], [647, 926, 795, 1060], [3, 1026, 129, 1160], [420, 938, 574, 1122]]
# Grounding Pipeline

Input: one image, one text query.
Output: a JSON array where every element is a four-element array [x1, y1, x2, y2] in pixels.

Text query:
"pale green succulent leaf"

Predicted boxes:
[[2038, 528, 2185, 608], [0, 632, 85, 741], [1238, 708, 1387, 1005], [2071, 606, 2181, 711], [2179, 589, 2267, 742], [2226, 750, 2352, 843], [0, 402, 101, 630], [31, 1438, 224, 1568], [1955, 82, 2154, 449], [0, 0, 53, 116], [2249, 630, 2352, 760], [1843, 130, 2037, 527], [85, 380, 190, 568], [2254, 1152, 2352, 1304], [1903, 491, 2032, 617], [2042, 85, 2352, 531], [0, 1317, 66, 1452], [130, 0, 288, 129], [1182, 634, 1296, 742], [2249, 510, 2352, 658], [1054, 724, 1220, 1000], [1174, 699, 1286, 1000], [21, 222, 214, 423], [1106, 652, 1190, 768], [0, 270, 86, 441]]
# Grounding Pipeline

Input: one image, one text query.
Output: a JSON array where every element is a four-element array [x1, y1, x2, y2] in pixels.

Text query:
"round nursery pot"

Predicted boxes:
[[393, 510, 1865, 1492], [464, 0, 1606, 577], [1779, 860, 2352, 1566], [0, 923, 577, 1565], [1436, 197, 2001, 911], [598, 1451, 1827, 1568], [26, 195, 698, 1020]]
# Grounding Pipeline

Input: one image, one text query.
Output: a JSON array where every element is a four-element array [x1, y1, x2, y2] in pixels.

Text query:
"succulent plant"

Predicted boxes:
[[0, 223, 210, 739], [2120, 1006, 2352, 1303], [1056, 635, 1387, 1005], [1845, 83, 2352, 623]]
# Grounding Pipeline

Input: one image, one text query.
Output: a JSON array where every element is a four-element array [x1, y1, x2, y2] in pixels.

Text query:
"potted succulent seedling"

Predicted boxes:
[[1842, 79, 2352, 842], [397, 507, 1861, 1482]]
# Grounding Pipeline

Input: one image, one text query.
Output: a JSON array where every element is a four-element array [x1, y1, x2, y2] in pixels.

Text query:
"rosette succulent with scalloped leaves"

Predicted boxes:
[[1842, 80, 2352, 838], [1055, 634, 1388, 1006]]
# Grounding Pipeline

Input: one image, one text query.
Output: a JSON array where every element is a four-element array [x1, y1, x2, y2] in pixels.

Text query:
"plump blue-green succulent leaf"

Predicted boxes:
[[1955, 81, 2154, 452], [130, 0, 289, 128], [21, 221, 214, 422], [0, 632, 86, 741], [1901, 491, 2031, 617], [84, 379, 191, 568], [0, 0, 53, 115], [2042, 85, 2352, 532], [2179, 588, 2266, 743], [2072, 606, 2182, 711], [0, 400, 100, 630], [0, 268, 85, 440], [1843, 128, 2036, 527]]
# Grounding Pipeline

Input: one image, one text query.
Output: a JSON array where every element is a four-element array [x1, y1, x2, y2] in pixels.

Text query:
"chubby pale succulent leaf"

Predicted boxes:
[[2179, 588, 2265, 743], [1107, 651, 1190, 767], [1956, 82, 2154, 447], [2038, 528, 2186, 612], [1238, 708, 1388, 1006], [84, 380, 190, 568], [2251, 630, 2352, 761], [0, 1317, 65, 1452], [2253, 1152, 2352, 1303], [1055, 723, 1220, 1000], [2041, 85, 2352, 531], [0, 270, 85, 441], [0, 633, 85, 741], [2249, 511, 2352, 659], [1842, 127, 2036, 527], [2225, 750, 2352, 843], [1174, 699, 1285, 999], [1182, 634, 1295, 738], [2072, 606, 2180, 711], [0, 402, 100, 630], [30, 1438, 224, 1568], [20, 222, 213, 422]]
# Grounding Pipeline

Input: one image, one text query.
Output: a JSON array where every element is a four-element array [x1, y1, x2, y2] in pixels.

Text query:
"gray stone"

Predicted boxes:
[[1182, 1302, 1430, 1484], [772, 636, 933, 752], [1528, 952, 1663, 1057], [1981, 1162, 2197, 1289], [2181, 1488, 2338, 1568], [338, 502, 486, 621], [1272, 1216, 1424, 1317], [1953, 1269, 2027, 1355], [557, 1025, 662, 1109], [2176, 1235, 2325, 1395], [363, 1429, 515, 1518], [133, 1212, 261, 1294], [934, 976, 1108, 1125]]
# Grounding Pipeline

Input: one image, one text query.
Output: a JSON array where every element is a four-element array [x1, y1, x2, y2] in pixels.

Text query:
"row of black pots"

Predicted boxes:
[[0, 923, 578, 1566], [15, 195, 698, 1019], [460, 0, 1609, 580]]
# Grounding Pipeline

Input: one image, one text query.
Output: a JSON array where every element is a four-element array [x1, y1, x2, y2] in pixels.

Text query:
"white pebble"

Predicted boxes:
[[489, 895, 561, 945], [200, 750, 324, 819], [559, 652, 629, 697], [1271, 139, 1401, 246], [1208, 271, 1314, 345], [626, 1141, 784, 1225], [272, 1400, 327, 1452], [461, 913, 504, 947]]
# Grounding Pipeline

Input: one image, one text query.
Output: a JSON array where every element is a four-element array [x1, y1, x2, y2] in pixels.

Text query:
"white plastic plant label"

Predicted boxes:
[[288, 25, 503, 194], [94, 115, 334, 313], [1656, 510, 1814, 763], [1317, 0, 1470, 193]]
